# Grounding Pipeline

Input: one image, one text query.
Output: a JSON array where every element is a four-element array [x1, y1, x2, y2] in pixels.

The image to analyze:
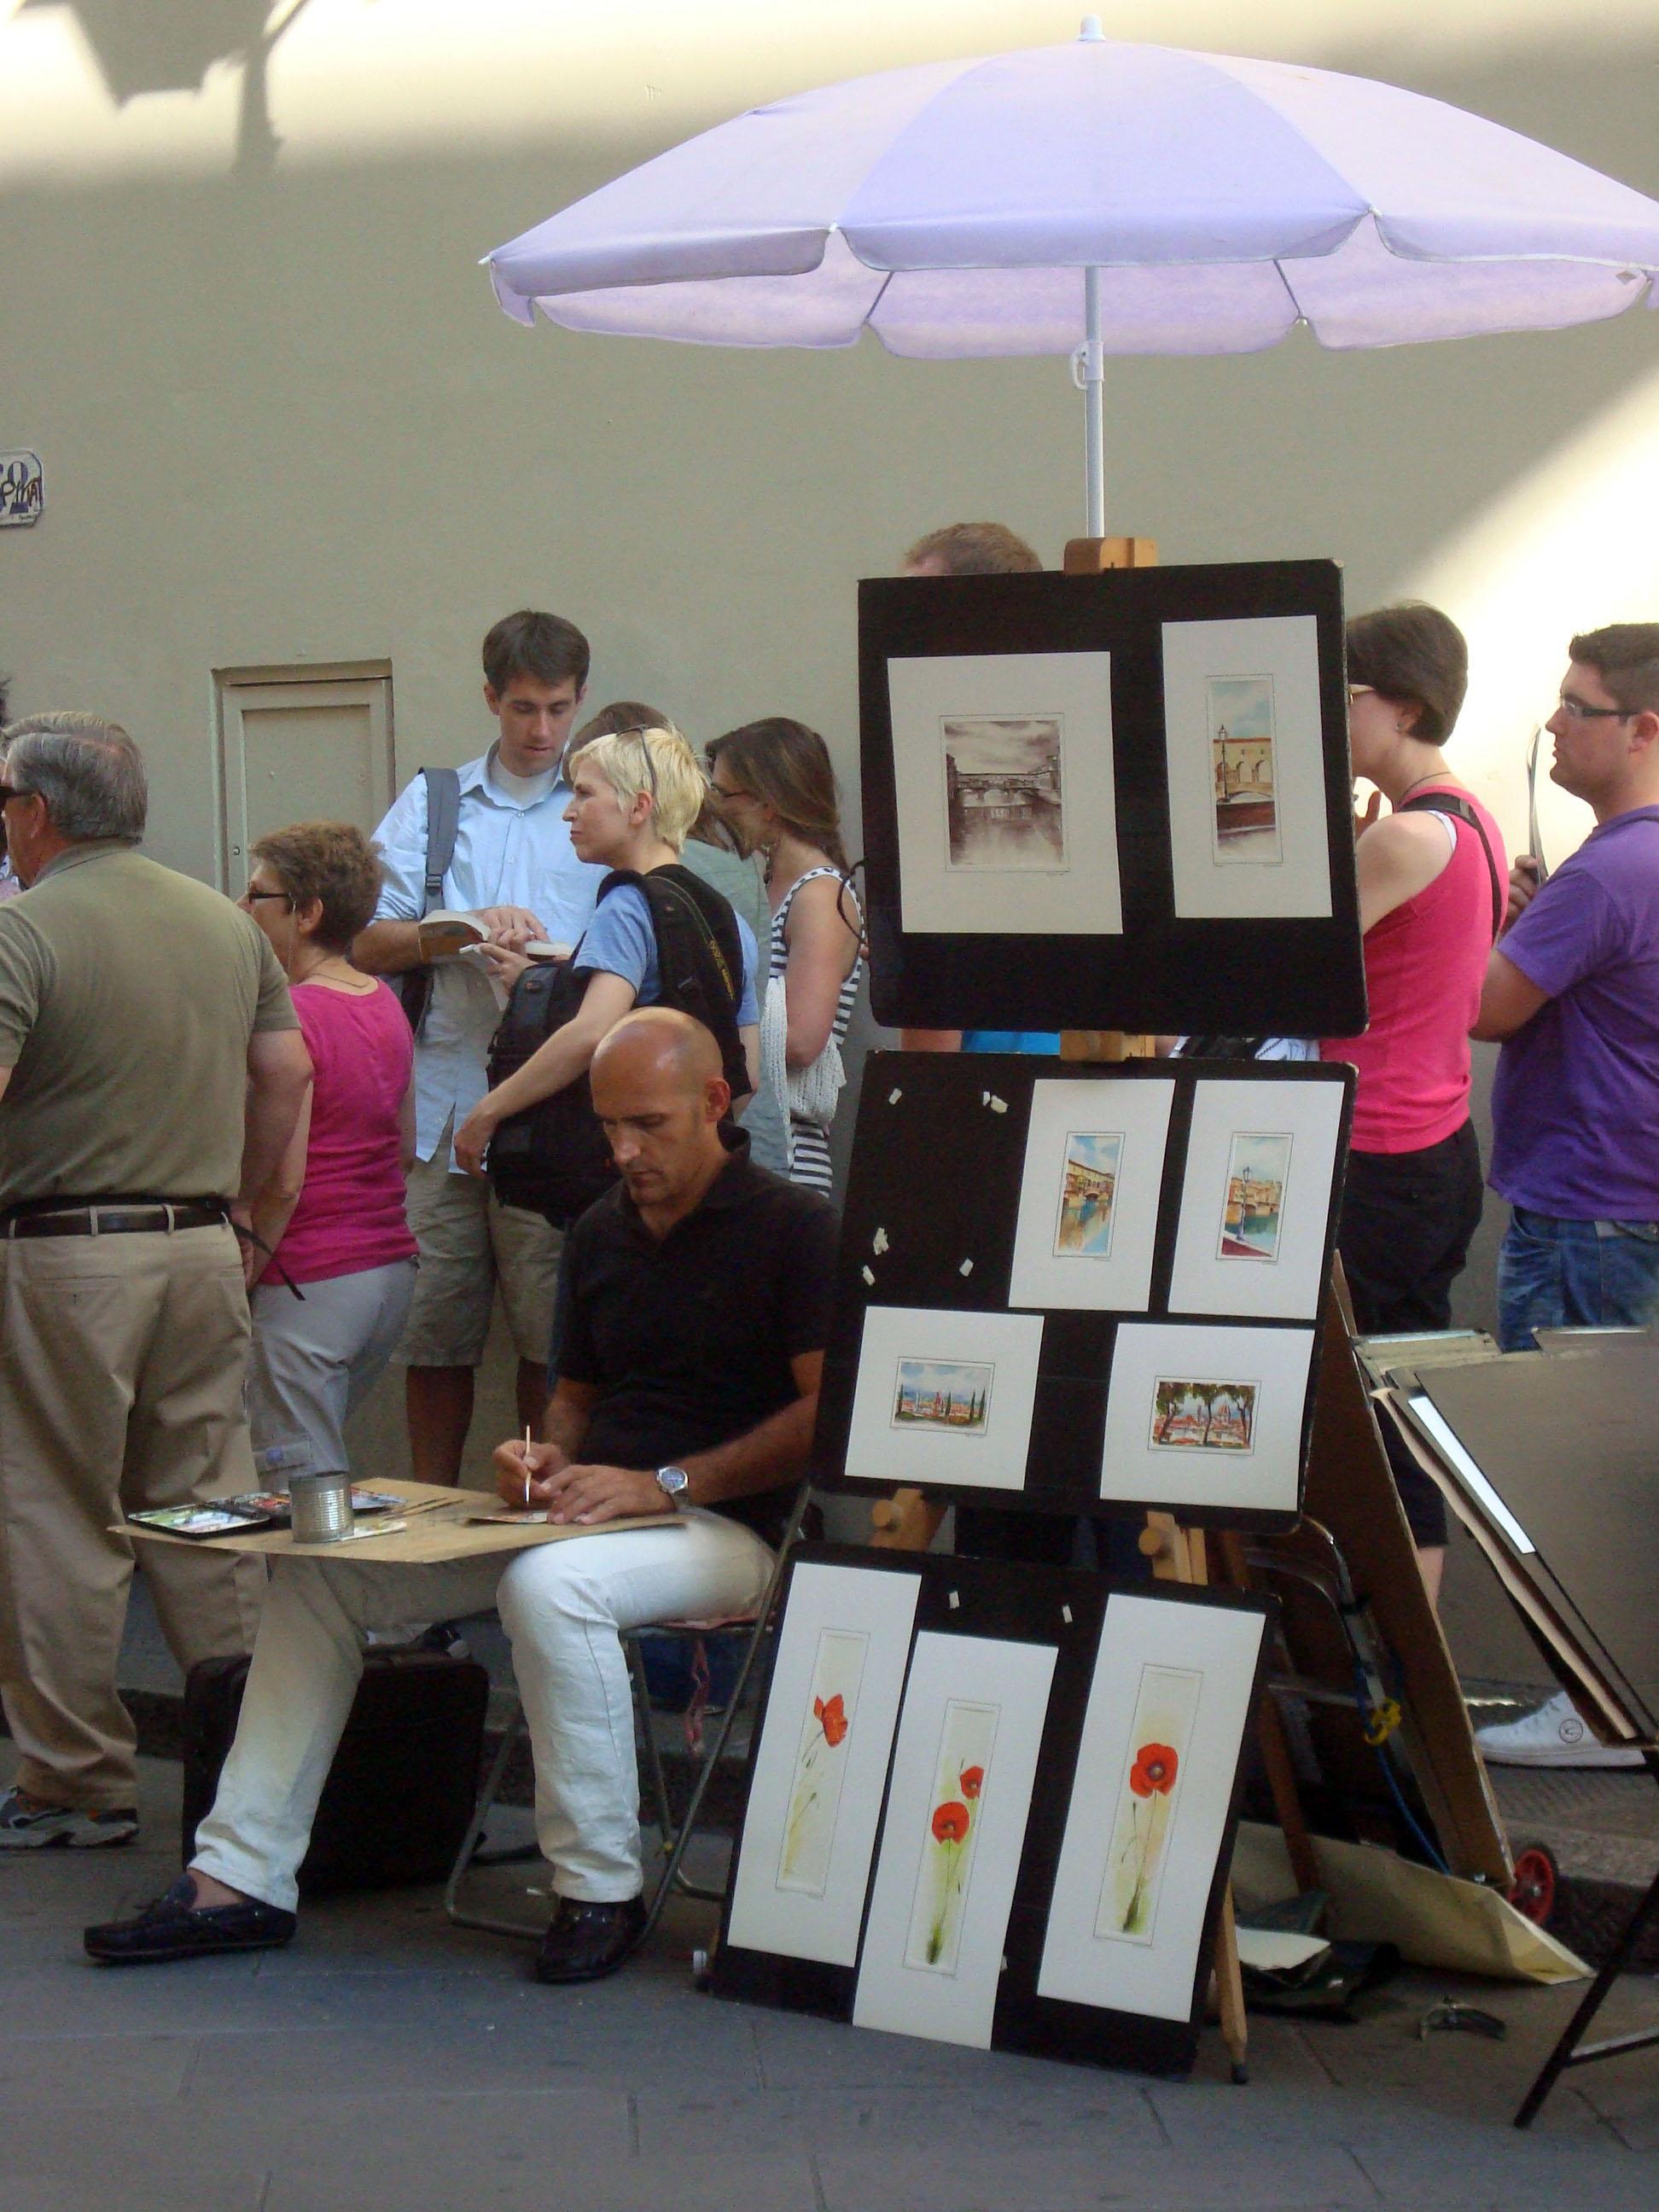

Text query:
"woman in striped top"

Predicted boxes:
[[707, 719, 863, 1193]]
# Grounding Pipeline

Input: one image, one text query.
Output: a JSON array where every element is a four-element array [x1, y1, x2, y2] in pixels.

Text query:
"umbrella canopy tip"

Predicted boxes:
[[1078, 14, 1104, 39]]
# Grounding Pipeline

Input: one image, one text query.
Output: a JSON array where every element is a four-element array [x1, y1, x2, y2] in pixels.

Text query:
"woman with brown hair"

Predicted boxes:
[[236, 822, 417, 1482], [1321, 602, 1505, 1604], [706, 719, 863, 1193]]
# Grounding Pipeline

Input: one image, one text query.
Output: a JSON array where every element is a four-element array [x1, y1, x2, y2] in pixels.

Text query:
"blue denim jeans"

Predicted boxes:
[[1496, 1205, 1659, 1351]]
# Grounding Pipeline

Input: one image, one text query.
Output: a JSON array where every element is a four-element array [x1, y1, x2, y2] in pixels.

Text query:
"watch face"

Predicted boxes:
[[657, 1466, 689, 1497]]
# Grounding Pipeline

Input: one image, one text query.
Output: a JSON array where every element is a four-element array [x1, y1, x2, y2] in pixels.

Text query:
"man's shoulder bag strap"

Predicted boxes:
[[1399, 789, 1504, 943], [397, 765, 463, 1034]]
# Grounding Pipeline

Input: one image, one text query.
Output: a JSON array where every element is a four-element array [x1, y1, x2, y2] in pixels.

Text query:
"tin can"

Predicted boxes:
[[288, 1470, 354, 1544]]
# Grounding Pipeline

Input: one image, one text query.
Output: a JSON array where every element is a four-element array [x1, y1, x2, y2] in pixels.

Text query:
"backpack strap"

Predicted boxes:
[[418, 766, 463, 917], [1398, 789, 1503, 941], [602, 866, 750, 1100], [395, 767, 464, 1036]]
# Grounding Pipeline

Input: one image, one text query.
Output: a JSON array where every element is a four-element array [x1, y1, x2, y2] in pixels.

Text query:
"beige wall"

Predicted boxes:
[[3, 2, 1656, 893]]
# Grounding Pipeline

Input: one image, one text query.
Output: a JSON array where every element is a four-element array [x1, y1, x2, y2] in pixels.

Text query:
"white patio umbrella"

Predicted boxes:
[[486, 19, 1659, 534]]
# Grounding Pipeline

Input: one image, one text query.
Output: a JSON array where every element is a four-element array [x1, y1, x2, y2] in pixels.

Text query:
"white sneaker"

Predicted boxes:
[[1474, 1691, 1644, 1769]]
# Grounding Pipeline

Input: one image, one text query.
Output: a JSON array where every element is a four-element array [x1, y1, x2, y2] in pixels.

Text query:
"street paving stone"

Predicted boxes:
[[2, 1751, 1657, 2212]]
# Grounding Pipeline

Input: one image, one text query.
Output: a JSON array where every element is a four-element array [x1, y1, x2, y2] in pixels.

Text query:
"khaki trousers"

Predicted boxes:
[[0, 1221, 266, 1809]]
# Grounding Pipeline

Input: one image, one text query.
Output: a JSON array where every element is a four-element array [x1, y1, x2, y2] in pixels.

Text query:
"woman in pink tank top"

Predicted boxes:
[[1320, 605, 1505, 1599], [238, 824, 418, 1484]]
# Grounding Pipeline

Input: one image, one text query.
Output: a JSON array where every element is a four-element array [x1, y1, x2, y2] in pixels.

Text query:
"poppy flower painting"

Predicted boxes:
[[1096, 1663, 1202, 1943], [905, 1698, 999, 1975], [777, 1628, 867, 1897]]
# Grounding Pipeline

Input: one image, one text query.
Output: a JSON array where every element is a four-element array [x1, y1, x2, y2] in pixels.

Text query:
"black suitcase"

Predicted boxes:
[[180, 1648, 492, 1896]]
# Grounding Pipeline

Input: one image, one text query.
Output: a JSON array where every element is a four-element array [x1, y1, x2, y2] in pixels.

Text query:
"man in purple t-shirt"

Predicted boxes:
[[1471, 625, 1659, 1771], [1475, 622, 1659, 1348]]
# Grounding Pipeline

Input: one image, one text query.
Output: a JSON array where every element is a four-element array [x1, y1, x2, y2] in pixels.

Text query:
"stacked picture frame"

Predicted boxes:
[[859, 557, 1365, 1036], [814, 1052, 1354, 1530], [713, 1545, 1272, 2076]]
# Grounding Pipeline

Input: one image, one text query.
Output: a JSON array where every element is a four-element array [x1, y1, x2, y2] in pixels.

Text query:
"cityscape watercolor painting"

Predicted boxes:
[[892, 1359, 994, 1437], [1208, 675, 1282, 865], [1054, 1129, 1123, 1258], [1218, 1131, 1291, 1260], [942, 715, 1068, 874], [1149, 1378, 1258, 1454]]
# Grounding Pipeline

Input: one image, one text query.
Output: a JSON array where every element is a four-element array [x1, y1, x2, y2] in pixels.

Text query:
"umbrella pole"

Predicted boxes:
[[1083, 265, 1106, 538], [1064, 266, 1156, 579]]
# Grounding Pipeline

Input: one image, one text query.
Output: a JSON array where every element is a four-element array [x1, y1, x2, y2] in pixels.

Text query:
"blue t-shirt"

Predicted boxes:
[[962, 1031, 1062, 1055], [1491, 806, 1659, 1219], [574, 882, 760, 1026]]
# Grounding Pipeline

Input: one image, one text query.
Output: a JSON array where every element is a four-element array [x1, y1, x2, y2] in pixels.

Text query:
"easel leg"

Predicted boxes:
[[1213, 1888, 1250, 2084], [1515, 1852, 1659, 2128], [1144, 1511, 1249, 2082]]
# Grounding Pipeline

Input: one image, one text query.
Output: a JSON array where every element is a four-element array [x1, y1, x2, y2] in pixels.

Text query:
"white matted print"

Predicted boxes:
[[1162, 617, 1331, 919], [845, 1307, 1045, 1492], [1039, 1595, 1266, 2023], [1101, 1324, 1315, 1515], [854, 1632, 1057, 2049], [726, 1563, 921, 1966], [1009, 1079, 1175, 1313], [888, 652, 1121, 936], [1168, 1079, 1346, 1319]]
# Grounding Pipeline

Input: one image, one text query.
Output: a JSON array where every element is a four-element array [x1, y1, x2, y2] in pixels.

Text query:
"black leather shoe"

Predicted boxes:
[[84, 1876, 297, 1965], [533, 1894, 647, 1984]]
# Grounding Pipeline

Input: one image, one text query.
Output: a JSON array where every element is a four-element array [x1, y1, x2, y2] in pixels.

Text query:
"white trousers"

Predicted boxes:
[[191, 1508, 774, 1912]]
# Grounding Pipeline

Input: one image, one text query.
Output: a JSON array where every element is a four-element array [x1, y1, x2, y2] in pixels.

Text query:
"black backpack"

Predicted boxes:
[[485, 864, 751, 1225]]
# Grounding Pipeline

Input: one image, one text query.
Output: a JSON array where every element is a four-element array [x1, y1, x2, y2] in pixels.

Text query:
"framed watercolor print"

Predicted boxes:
[[859, 560, 1364, 1036], [886, 651, 1121, 937], [1039, 1593, 1268, 2023], [1008, 1077, 1176, 1313], [852, 1629, 1057, 2049], [1099, 1323, 1317, 1515], [1162, 617, 1332, 921], [725, 1561, 922, 1968], [1167, 1077, 1348, 1321], [842, 1306, 1045, 1492]]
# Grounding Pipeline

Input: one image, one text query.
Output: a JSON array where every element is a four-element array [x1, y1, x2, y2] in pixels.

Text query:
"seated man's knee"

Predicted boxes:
[[497, 1545, 612, 1641]]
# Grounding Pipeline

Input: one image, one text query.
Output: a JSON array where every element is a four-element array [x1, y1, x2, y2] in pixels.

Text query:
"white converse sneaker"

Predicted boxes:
[[1474, 1691, 1644, 1769]]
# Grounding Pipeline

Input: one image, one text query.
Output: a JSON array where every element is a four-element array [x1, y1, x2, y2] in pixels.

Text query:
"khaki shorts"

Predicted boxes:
[[398, 1147, 562, 1370]]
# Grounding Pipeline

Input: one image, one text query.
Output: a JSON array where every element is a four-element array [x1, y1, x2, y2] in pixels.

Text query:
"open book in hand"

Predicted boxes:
[[418, 910, 489, 956]]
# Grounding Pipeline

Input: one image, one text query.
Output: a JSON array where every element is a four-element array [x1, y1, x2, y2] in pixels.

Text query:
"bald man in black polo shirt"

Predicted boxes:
[[86, 1010, 838, 1986]]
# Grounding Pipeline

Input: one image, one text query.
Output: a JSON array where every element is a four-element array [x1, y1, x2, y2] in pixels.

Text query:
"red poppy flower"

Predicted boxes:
[[1129, 1743, 1179, 1798], [958, 1765, 984, 1801], [931, 1799, 970, 1845], [813, 1693, 848, 1747]]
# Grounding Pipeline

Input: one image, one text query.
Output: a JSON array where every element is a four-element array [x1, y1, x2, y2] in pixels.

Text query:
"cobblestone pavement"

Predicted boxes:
[[3, 1753, 1658, 2212]]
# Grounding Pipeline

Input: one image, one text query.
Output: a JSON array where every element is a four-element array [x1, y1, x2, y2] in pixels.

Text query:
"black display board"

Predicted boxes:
[[710, 1544, 1272, 2080], [814, 1052, 1353, 1532], [859, 558, 1365, 1034]]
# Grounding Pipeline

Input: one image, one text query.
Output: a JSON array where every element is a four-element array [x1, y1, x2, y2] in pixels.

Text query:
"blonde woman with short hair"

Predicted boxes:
[[452, 726, 760, 1178]]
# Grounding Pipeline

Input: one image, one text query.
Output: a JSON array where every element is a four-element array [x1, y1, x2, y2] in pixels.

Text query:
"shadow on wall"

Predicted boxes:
[[22, 0, 312, 171]]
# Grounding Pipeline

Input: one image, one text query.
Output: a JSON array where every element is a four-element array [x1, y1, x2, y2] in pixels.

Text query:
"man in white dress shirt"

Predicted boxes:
[[354, 610, 602, 1483]]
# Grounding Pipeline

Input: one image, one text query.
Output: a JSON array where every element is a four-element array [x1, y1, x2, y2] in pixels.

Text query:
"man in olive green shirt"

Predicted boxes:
[[0, 714, 311, 1846]]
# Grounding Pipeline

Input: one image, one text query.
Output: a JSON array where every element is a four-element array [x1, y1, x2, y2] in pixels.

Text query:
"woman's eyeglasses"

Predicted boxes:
[[240, 888, 294, 908]]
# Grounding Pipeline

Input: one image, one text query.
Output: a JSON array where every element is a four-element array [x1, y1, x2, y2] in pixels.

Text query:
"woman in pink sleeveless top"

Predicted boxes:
[[1321, 604, 1505, 1598], [238, 824, 417, 1483]]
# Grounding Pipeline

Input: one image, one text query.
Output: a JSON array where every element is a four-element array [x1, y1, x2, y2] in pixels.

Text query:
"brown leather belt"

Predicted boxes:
[[2, 1202, 230, 1239]]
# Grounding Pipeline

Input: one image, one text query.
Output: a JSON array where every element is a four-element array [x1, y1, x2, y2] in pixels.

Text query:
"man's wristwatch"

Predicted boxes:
[[655, 1465, 691, 1508]]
